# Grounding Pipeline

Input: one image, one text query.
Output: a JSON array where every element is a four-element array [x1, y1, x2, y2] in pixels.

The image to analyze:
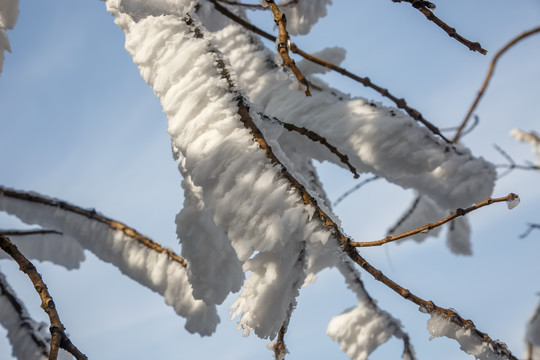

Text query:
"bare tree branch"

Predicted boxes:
[[453, 25, 540, 142], [0, 229, 62, 236], [391, 0, 487, 54], [261, 114, 360, 178], [0, 186, 186, 267], [265, 0, 311, 96], [0, 235, 87, 360], [350, 193, 519, 247]]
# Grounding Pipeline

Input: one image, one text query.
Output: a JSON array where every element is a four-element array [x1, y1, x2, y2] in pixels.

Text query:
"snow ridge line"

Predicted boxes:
[[0, 186, 186, 267]]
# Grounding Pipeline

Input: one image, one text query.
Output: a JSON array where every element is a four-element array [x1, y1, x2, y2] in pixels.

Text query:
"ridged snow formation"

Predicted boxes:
[[446, 216, 472, 255], [0, 0, 18, 75], [0, 232, 85, 270], [214, 23, 496, 210], [296, 46, 346, 75], [279, 0, 332, 36], [106, 5, 331, 339], [0, 271, 49, 360], [0, 191, 218, 336], [176, 158, 244, 306], [427, 313, 507, 360], [327, 304, 397, 360]]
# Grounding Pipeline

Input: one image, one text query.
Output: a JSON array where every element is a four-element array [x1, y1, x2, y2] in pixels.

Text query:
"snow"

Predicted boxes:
[[295, 46, 346, 75], [214, 22, 497, 210], [107, 5, 332, 339], [280, 0, 332, 36], [0, 270, 49, 360], [327, 303, 397, 360], [0, 0, 19, 75], [511, 129, 540, 165], [176, 157, 244, 306], [0, 270, 72, 360], [0, 232, 85, 270], [0, 190, 219, 336], [427, 313, 508, 360]]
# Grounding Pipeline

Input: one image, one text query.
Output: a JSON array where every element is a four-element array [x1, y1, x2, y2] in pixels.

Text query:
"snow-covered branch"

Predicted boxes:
[[0, 235, 87, 359]]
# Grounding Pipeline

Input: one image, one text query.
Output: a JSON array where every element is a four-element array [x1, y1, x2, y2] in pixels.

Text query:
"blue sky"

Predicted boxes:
[[1, 1, 539, 359]]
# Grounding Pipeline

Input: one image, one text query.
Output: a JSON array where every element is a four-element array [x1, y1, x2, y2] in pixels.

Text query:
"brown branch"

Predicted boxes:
[[215, 0, 297, 9], [342, 243, 517, 359], [266, 0, 311, 96], [453, 25, 540, 142], [350, 193, 518, 247], [391, 0, 487, 54], [0, 229, 63, 236], [0, 186, 186, 267], [200, 17, 517, 359], [210, 0, 450, 142], [0, 235, 87, 360], [261, 114, 360, 178]]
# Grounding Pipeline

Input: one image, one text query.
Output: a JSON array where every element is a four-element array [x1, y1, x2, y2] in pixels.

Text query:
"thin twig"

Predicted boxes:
[[261, 114, 360, 178], [210, 0, 450, 142], [265, 0, 311, 96], [334, 176, 380, 206], [0, 229, 62, 236], [387, 194, 422, 235], [453, 25, 540, 142], [391, 0, 486, 54], [440, 115, 479, 137], [0, 186, 186, 267], [493, 144, 540, 178], [520, 223, 540, 239], [0, 235, 87, 360], [350, 194, 518, 247]]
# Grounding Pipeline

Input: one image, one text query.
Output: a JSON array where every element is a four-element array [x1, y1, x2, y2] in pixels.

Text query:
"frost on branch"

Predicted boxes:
[[0, 232, 85, 270], [427, 313, 509, 360], [176, 157, 244, 306], [0, 270, 72, 360], [327, 304, 397, 360], [106, 4, 332, 339], [0, 270, 48, 360], [0, 0, 19, 75], [279, 0, 332, 36], [214, 22, 496, 210], [0, 189, 218, 336]]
